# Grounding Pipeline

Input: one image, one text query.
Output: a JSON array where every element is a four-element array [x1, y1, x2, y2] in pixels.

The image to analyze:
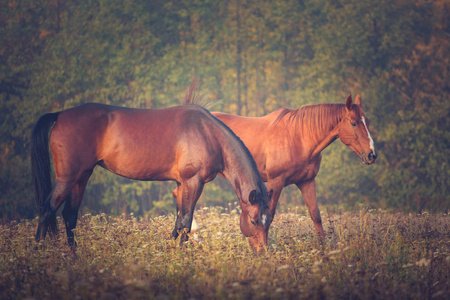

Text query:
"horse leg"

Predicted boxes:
[[172, 179, 204, 244], [172, 187, 200, 241], [297, 180, 325, 238], [35, 180, 74, 242], [171, 187, 181, 239], [267, 183, 284, 216], [62, 171, 92, 250]]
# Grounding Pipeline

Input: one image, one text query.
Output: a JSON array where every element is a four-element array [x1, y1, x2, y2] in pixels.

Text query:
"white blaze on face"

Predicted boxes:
[[361, 117, 375, 154], [262, 214, 267, 226]]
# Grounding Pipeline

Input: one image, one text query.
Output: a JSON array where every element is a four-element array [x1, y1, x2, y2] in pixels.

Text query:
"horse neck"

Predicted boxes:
[[219, 129, 263, 203], [293, 104, 345, 158]]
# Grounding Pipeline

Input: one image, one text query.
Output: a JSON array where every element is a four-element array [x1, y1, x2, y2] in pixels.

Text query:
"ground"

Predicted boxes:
[[1, 207, 449, 299]]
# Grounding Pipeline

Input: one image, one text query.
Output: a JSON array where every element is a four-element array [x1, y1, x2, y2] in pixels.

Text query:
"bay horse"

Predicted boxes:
[[31, 91, 273, 252], [210, 94, 377, 238]]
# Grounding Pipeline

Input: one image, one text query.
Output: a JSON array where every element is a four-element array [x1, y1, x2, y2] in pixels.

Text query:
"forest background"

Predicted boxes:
[[0, 0, 448, 221]]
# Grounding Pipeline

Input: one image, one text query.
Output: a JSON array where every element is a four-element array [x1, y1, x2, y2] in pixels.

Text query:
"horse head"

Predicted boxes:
[[239, 189, 273, 253], [338, 95, 377, 165]]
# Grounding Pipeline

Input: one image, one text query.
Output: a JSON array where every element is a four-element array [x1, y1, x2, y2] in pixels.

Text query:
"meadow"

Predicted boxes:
[[1, 207, 449, 299]]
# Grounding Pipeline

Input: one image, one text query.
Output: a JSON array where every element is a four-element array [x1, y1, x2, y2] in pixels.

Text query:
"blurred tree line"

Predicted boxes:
[[1, 0, 448, 220]]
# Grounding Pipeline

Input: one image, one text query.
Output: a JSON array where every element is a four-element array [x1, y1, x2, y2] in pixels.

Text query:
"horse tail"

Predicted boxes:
[[31, 112, 60, 208]]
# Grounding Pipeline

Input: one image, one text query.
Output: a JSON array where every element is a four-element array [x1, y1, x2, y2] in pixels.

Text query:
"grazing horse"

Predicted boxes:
[[211, 95, 377, 237], [31, 96, 273, 252]]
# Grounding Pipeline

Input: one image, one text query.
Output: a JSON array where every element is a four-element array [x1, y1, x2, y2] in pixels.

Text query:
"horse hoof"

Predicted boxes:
[[179, 233, 189, 245]]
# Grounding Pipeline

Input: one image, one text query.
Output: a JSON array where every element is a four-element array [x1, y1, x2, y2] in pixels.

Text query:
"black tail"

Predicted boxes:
[[31, 112, 59, 209]]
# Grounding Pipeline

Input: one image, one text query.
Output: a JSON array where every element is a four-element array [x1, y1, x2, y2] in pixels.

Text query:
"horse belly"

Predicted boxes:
[[284, 159, 321, 185], [98, 137, 179, 181]]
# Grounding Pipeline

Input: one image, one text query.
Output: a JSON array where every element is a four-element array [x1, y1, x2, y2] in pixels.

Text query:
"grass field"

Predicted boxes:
[[1, 207, 449, 299]]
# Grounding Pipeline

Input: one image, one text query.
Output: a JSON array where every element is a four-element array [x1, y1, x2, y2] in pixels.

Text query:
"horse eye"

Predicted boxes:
[[351, 122, 357, 127], [250, 220, 257, 226]]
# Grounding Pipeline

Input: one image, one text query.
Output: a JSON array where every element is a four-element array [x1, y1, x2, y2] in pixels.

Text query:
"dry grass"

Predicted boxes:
[[1, 208, 449, 299]]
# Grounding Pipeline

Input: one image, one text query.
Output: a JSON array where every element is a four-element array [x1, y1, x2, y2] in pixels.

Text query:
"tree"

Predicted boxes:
[[0, 0, 448, 220]]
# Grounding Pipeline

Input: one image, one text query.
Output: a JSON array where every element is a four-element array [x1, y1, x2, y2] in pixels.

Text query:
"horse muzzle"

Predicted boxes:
[[248, 234, 268, 253], [361, 151, 377, 165]]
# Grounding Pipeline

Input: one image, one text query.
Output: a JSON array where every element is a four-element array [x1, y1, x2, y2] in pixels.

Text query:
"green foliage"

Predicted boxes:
[[0, 0, 448, 219]]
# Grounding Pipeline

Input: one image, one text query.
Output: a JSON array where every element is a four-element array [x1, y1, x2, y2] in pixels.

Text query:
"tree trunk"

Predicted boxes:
[[236, 0, 242, 115]]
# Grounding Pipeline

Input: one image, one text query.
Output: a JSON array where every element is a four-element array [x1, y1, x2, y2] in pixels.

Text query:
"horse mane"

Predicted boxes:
[[272, 104, 347, 142], [183, 78, 202, 105], [183, 78, 221, 111]]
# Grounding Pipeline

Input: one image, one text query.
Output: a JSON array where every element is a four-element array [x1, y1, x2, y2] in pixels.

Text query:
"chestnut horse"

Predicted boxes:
[[31, 98, 273, 252], [210, 95, 377, 237]]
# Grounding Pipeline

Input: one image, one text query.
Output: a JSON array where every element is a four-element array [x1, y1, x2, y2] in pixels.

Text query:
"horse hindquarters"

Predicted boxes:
[[32, 109, 95, 246]]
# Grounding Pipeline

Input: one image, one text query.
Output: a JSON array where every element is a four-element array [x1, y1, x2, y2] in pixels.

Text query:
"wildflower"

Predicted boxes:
[[312, 260, 323, 273], [277, 265, 289, 271], [416, 258, 431, 267], [328, 249, 341, 256]]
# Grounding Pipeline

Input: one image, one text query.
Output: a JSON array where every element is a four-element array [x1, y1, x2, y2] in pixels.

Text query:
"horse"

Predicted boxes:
[[209, 94, 377, 238], [31, 88, 273, 252]]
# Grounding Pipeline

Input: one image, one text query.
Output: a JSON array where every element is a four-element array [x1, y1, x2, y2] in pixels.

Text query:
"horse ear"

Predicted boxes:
[[355, 94, 362, 108], [345, 95, 353, 111], [268, 189, 274, 201], [249, 190, 257, 205]]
